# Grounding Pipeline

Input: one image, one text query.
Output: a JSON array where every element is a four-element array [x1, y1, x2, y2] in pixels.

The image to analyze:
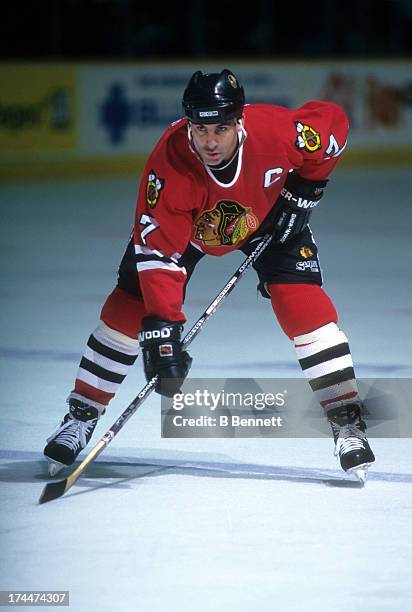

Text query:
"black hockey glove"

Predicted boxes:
[[271, 174, 328, 244], [139, 318, 192, 397]]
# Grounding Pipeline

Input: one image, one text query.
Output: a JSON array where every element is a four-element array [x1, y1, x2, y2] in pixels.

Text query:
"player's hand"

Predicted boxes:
[[271, 174, 328, 244], [139, 318, 192, 397]]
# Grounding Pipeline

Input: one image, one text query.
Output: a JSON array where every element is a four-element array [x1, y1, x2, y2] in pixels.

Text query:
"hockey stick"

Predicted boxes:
[[39, 233, 273, 503]]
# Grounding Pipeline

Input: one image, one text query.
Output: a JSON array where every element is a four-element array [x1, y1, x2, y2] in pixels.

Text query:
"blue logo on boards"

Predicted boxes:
[[99, 83, 180, 144], [99, 79, 291, 145]]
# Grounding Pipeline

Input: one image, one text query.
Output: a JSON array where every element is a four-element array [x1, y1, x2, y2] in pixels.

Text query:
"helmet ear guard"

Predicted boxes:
[[182, 68, 245, 124]]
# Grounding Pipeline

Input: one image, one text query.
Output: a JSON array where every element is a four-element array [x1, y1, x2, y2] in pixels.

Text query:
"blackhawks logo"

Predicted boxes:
[[195, 200, 258, 247], [295, 121, 321, 153], [146, 170, 164, 208], [300, 246, 314, 259]]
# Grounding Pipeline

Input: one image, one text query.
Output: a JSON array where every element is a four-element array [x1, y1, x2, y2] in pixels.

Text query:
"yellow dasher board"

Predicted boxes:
[[0, 64, 77, 153]]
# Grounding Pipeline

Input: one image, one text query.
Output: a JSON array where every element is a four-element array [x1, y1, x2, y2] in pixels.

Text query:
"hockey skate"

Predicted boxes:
[[327, 403, 375, 484], [44, 399, 101, 477]]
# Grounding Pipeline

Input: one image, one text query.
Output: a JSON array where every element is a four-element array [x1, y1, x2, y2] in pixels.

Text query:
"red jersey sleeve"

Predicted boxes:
[[133, 123, 196, 322], [288, 101, 349, 181]]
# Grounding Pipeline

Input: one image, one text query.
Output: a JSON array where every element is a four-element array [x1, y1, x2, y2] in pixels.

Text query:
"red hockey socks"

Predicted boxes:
[[294, 323, 360, 410], [269, 283, 338, 340], [70, 321, 140, 409], [69, 288, 146, 409], [269, 284, 360, 410]]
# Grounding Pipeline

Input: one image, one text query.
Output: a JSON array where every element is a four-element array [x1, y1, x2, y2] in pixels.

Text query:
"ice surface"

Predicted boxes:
[[1, 169, 412, 611]]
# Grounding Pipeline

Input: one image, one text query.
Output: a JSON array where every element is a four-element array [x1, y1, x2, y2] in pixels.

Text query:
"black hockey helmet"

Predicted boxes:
[[182, 69, 245, 124]]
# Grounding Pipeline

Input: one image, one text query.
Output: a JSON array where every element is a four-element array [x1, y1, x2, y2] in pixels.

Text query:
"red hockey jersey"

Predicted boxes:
[[133, 101, 348, 321]]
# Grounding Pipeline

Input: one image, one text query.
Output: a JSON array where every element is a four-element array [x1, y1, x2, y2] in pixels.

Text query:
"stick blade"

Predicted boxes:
[[39, 478, 68, 504]]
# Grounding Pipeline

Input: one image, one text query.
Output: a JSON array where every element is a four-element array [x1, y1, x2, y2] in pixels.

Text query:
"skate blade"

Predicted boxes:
[[347, 463, 371, 484], [47, 458, 66, 477]]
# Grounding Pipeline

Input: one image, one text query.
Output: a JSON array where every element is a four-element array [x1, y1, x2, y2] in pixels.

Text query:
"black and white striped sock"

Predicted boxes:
[[70, 322, 140, 409], [294, 322, 359, 411]]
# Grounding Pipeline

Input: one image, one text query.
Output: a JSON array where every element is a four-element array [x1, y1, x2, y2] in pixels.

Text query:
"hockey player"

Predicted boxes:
[[44, 69, 375, 482]]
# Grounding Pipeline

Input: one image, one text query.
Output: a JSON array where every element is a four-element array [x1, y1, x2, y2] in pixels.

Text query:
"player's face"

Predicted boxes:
[[190, 121, 239, 166]]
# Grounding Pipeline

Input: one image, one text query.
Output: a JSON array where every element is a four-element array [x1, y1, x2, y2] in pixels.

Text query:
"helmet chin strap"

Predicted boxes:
[[187, 118, 247, 170]]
